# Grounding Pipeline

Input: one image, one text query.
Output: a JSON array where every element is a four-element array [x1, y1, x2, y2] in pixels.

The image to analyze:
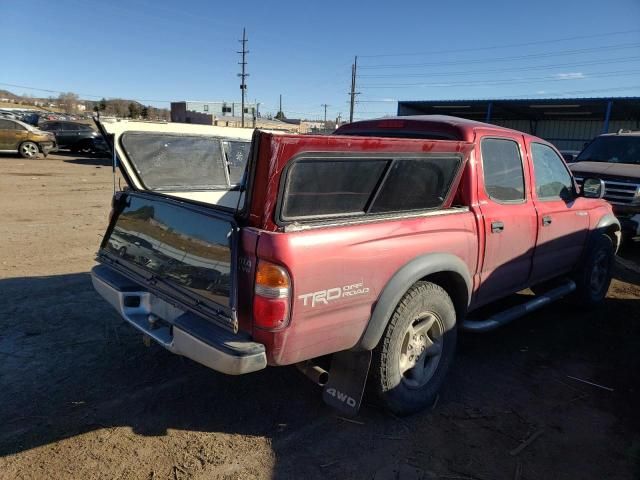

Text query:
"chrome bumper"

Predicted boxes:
[[91, 265, 266, 375]]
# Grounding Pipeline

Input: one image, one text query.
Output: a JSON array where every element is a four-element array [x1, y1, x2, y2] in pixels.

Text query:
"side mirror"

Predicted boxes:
[[581, 177, 605, 199]]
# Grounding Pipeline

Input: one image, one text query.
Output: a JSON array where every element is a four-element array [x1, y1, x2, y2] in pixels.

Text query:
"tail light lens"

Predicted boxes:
[[253, 260, 291, 330]]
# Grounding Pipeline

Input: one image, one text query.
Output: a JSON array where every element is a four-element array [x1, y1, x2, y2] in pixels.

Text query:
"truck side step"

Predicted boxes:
[[462, 279, 576, 332]]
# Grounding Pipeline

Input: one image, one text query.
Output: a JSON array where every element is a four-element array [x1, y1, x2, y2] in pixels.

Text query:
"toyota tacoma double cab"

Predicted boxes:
[[91, 116, 619, 416]]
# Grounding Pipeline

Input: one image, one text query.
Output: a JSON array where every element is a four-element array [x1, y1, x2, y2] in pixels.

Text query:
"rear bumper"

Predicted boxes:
[[91, 265, 267, 375]]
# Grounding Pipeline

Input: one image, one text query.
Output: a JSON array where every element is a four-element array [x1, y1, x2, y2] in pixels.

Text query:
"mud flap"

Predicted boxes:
[[322, 350, 372, 416]]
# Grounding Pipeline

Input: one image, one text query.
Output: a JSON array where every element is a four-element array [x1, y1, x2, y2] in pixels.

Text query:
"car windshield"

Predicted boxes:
[[576, 135, 640, 165]]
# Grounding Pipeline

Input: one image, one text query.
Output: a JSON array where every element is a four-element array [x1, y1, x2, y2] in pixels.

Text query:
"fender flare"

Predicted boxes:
[[356, 253, 472, 351], [595, 213, 621, 252]]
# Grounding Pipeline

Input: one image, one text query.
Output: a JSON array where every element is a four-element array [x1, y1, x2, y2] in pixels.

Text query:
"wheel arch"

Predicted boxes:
[[357, 253, 472, 351], [595, 213, 621, 253]]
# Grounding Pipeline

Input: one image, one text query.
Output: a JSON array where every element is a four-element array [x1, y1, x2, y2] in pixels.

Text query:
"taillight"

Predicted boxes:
[[253, 260, 291, 330]]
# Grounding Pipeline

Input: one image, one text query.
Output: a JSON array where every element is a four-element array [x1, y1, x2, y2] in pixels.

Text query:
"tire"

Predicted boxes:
[[19, 141, 39, 159], [72, 140, 93, 154], [572, 234, 614, 306], [371, 281, 457, 416]]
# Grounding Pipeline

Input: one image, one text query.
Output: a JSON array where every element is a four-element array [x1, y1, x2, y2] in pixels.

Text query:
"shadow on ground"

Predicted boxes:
[[57, 150, 111, 166], [0, 265, 638, 479]]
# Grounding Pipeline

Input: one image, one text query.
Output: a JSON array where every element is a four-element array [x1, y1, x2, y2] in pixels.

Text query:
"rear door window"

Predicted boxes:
[[481, 138, 525, 202], [281, 154, 462, 221], [0, 119, 15, 129]]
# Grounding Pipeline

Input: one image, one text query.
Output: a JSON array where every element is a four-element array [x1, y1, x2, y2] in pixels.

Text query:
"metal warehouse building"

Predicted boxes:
[[171, 101, 257, 124], [397, 97, 640, 151]]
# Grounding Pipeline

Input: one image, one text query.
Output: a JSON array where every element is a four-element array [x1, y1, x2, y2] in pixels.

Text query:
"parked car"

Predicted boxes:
[[570, 130, 640, 239], [0, 117, 57, 158], [91, 117, 619, 416], [559, 149, 582, 163], [39, 121, 108, 153]]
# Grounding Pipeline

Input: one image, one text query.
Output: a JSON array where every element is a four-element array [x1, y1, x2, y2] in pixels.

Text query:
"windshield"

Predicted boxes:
[[120, 132, 251, 191], [576, 135, 640, 165]]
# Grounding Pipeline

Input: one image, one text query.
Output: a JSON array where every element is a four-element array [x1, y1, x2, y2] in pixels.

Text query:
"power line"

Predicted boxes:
[[357, 28, 640, 58], [358, 42, 640, 69], [359, 69, 640, 89], [357, 55, 640, 78]]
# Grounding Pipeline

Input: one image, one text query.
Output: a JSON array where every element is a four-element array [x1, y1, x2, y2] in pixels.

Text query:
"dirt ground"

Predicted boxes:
[[1, 152, 639, 480]]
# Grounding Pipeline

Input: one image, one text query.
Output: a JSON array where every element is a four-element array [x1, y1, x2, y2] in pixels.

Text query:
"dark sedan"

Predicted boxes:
[[38, 121, 109, 154]]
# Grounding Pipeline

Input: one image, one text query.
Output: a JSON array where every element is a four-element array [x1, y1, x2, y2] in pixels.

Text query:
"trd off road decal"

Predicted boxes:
[[298, 282, 370, 308]]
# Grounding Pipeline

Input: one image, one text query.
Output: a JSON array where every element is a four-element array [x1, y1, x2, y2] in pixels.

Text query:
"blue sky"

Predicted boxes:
[[1, 0, 639, 121]]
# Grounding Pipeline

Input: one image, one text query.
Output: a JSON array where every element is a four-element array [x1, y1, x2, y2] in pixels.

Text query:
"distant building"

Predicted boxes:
[[171, 101, 257, 124], [397, 97, 640, 151], [281, 119, 327, 134]]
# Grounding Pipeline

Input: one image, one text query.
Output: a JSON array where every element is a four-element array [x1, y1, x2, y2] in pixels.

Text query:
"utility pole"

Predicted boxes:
[[321, 103, 329, 123], [349, 55, 359, 123], [279, 94, 282, 116], [237, 28, 249, 127]]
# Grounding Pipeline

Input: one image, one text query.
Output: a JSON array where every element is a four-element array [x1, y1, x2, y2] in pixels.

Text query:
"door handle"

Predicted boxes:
[[491, 221, 504, 233], [542, 216, 552, 226]]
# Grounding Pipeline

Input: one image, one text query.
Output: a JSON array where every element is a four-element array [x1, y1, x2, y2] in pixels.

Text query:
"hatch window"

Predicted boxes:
[[121, 132, 250, 191]]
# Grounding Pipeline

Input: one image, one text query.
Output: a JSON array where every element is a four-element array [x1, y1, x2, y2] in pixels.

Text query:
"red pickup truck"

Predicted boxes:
[[91, 116, 620, 416]]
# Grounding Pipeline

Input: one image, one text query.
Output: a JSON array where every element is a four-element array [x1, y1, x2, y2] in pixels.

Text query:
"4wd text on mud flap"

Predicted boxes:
[[325, 387, 357, 408], [298, 282, 370, 308]]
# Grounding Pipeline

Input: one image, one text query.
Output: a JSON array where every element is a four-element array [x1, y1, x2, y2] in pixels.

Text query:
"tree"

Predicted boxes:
[[275, 110, 286, 120], [141, 106, 149, 119], [58, 92, 79, 113], [128, 102, 140, 119]]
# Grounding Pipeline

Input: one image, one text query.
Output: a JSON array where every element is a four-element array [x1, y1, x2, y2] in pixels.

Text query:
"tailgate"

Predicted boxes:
[[98, 191, 239, 332]]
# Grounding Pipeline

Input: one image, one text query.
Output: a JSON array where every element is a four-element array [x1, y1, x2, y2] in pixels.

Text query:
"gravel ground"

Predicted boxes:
[[0, 152, 639, 480]]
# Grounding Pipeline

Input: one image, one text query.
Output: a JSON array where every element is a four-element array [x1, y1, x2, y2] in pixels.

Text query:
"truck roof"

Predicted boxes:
[[335, 115, 535, 143], [599, 129, 640, 137]]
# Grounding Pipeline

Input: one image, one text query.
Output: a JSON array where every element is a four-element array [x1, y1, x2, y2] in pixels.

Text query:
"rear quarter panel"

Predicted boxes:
[[252, 211, 478, 365]]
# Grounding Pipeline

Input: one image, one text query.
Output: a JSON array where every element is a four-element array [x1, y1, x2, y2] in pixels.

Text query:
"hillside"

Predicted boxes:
[[0, 89, 169, 120]]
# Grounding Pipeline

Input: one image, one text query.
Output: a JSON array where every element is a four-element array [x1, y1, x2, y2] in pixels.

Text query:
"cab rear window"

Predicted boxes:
[[280, 154, 463, 222]]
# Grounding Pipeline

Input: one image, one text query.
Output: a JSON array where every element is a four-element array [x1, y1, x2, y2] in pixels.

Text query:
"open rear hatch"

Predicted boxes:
[[97, 119, 254, 208], [95, 120, 256, 332]]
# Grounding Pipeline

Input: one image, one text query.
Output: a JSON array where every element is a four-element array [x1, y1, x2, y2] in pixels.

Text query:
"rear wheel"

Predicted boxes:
[[19, 141, 39, 159], [371, 281, 457, 415], [72, 139, 94, 154]]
